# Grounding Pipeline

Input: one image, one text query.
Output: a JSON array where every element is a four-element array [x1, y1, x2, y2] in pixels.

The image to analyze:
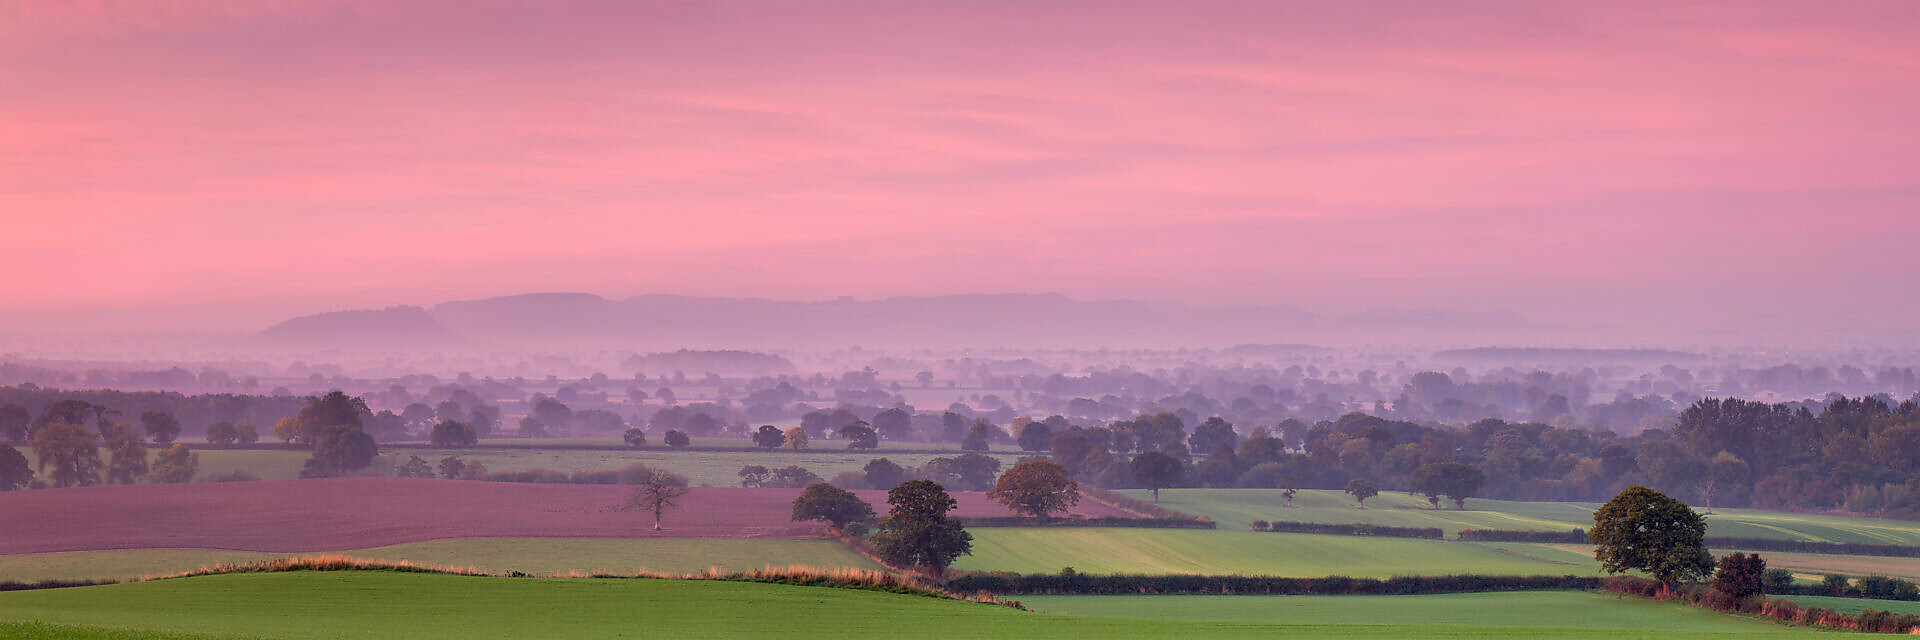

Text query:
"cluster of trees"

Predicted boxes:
[[1, 424, 201, 490], [971, 396, 1920, 521], [739, 454, 1007, 493]]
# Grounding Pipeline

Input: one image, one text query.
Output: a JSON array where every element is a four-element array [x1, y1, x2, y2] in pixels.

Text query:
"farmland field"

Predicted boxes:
[[953, 528, 1605, 576], [1131, 489, 1920, 543], [1019, 591, 1807, 632], [1534, 545, 1920, 582], [0, 479, 1114, 556], [0, 538, 878, 584], [0, 571, 1839, 639], [196, 447, 1027, 487]]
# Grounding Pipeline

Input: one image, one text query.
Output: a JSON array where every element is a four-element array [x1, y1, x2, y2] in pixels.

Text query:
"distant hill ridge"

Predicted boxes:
[[259, 292, 1538, 349]]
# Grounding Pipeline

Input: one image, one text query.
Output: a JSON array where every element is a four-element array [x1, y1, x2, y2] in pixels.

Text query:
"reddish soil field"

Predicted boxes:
[[0, 479, 1132, 555]]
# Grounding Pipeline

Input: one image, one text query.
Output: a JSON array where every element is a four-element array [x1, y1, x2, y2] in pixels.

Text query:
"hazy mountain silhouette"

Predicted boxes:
[[258, 293, 1539, 350], [258, 306, 466, 347]]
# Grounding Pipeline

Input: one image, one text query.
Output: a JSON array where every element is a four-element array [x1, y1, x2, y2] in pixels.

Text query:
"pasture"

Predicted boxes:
[[0, 571, 1841, 639], [0, 538, 878, 584], [1019, 591, 1806, 632], [953, 528, 1605, 577], [1132, 489, 1920, 544]]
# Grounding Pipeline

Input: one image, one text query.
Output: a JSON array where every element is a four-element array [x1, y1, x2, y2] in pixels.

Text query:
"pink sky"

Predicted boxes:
[[1, 1, 1916, 334]]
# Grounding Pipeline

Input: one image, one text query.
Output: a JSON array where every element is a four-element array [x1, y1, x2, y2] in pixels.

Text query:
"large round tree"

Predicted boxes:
[[1589, 486, 1715, 588], [988, 459, 1080, 518], [871, 479, 972, 576], [791, 482, 876, 531]]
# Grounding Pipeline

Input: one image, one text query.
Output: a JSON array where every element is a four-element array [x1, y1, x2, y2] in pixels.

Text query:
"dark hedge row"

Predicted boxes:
[[954, 516, 1216, 529], [1457, 528, 1588, 543], [1457, 528, 1920, 557], [1251, 520, 1443, 539], [1707, 537, 1920, 558], [1607, 577, 1920, 634], [0, 579, 113, 592], [943, 571, 1601, 595]]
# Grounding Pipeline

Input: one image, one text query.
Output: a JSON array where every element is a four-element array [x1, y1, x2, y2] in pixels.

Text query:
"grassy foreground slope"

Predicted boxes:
[[1132, 489, 1920, 543], [0, 572, 1838, 640], [954, 528, 1602, 576], [1020, 591, 1806, 632], [0, 538, 879, 584]]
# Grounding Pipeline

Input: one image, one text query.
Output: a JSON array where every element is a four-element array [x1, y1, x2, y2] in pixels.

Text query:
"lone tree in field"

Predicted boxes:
[[0, 445, 31, 490], [1590, 486, 1715, 589], [791, 482, 876, 532], [150, 444, 198, 484], [301, 424, 377, 478], [837, 421, 879, 450], [140, 410, 182, 445], [234, 421, 259, 445], [960, 420, 994, 452], [205, 421, 239, 446], [1713, 552, 1766, 599], [737, 464, 771, 487], [862, 458, 905, 490], [988, 459, 1080, 518], [286, 391, 369, 446], [871, 480, 972, 577], [626, 468, 692, 530], [664, 429, 690, 447], [783, 427, 808, 450], [1130, 451, 1184, 502], [1345, 478, 1378, 508], [751, 425, 785, 449], [430, 420, 478, 447], [622, 428, 647, 447], [1410, 462, 1485, 510]]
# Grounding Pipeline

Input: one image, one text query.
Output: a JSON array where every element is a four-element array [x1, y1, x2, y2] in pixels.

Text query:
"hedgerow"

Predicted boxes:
[[1603, 576, 1920, 633], [1456, 529, 1920, 557], [943, 571, 1600, 595], [1252, 520, 1442, 539]]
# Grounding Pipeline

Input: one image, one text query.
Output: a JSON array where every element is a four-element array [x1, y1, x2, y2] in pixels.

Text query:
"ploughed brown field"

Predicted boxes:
[[0, 479, 1132, 555]]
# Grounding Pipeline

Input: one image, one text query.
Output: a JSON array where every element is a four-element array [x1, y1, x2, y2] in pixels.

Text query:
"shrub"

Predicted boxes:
[[1711, 552, 1765, 599], [1250, 519, 1269, 531], [1823, 573, 1855, 596]]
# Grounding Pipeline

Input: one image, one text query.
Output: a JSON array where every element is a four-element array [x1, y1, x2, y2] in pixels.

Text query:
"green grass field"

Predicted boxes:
[[1020, 591, 1808, 632], [1531, 546, 1920, 582], [1131, 489, 1920, 544], [192, 447, 1025, 486], [953, 528, 1604, 577], [0, 538, 878, 584], [0, 571, 1841, 639], [192, 450, 318, 481], [1780, 595, 1920, 616]]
